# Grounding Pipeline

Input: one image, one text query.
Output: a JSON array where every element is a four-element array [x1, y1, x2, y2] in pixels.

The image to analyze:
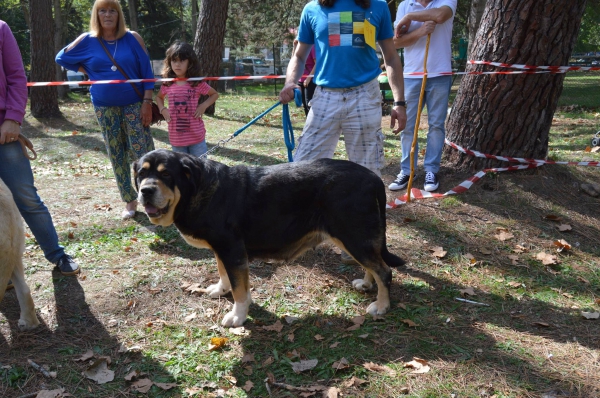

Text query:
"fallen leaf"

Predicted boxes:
[[262, 357, 274, 367], [402, 319, 418, 327], [533, 322, 550, 327], [345, 324, 361, 331], [288, 332, 295, 342], [285, 316, 299, 324], [584, 146, 592, 152], [208, 337, 228, 351], [124, 370, 139, 381], [494, 231, 514, 241], [536, 252, 557, 265], [513, 244, 528, 253], [75, 350, 94, 362], [243, 366, 253, 375], [358, 333, 369, 338], [582, 312, 600, 320], [508, 254, 519, 265], [332, 357, 350, 370], [351, 315, 365, 325], [459, 287, 476, 296], [577, 276, 590, 285], [131, 378, 153, 393], [229, 326, 248, 336], [262, 320, 284, 332], [324, 386, 341, 398], [507, 281, 522, 288], [403, 357, 430, 374], [479, 248, 492, 255], [430, 246, 447, 258], [35, 389, 65, 398], [557, 224, 572, 232], [241, 353, 255, 363], [83, 358, 114, 384], [184, 312, 197, 322], [342, 376, 367, 388], [314, 334, 324, 341], [329, 342, 340, 348], [553, 239, 572, 252], [243, 380, 254, 392], [363, 362, 396, 376], [291, 359, 318, 373], [154, 382, 177, 390], [595, 298, 600, 306]]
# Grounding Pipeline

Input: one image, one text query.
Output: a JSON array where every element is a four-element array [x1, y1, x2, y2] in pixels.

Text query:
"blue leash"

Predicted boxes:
[[217, 89, 302, 162]]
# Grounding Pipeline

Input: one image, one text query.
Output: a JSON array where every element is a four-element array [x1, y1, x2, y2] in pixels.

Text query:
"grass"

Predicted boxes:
[[0, 75, 599, 397]]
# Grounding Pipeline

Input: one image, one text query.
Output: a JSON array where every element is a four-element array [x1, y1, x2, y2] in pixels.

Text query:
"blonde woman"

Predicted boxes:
[[56, 0, 155, 220]]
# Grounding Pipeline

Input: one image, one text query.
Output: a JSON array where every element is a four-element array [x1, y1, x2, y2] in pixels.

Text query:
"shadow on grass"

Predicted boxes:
[[0, 272, 180, 397]]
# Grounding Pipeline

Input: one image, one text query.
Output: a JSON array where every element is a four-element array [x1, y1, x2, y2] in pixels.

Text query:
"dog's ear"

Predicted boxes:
[[179, 155, 201, 193], [132, 159, 140, 192]]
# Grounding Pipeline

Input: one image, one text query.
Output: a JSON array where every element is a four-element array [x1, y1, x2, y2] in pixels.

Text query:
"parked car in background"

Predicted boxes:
[[241, 57, 274, 76], [67, 71, 88, 92]]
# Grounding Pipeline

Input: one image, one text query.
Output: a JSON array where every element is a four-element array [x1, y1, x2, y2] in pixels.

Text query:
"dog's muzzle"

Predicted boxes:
[[139, 185, 169, 218]]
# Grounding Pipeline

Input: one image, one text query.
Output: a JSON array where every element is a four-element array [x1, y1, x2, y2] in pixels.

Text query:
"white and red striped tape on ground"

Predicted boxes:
[[25, 59, 600, 87], [386, 139, 599, 209]]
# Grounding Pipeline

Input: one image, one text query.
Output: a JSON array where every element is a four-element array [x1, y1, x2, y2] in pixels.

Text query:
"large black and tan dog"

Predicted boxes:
[[134, 149, 405, 327]]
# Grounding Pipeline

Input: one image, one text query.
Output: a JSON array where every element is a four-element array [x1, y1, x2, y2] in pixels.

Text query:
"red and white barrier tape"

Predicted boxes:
[[28, 59, 600, 87], [468, 60, 600, 72], [386, 139, 599, 208], [387, 162, 543, 208]]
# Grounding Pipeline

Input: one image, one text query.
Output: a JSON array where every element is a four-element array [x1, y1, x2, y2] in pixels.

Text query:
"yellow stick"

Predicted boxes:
[[406, 33, 431, 202]]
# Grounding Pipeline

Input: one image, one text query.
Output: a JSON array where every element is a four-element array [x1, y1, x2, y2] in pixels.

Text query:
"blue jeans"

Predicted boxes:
[[0, 140, 65, 264], [400, 75, 452, 175], [172, 141, 207, 157]]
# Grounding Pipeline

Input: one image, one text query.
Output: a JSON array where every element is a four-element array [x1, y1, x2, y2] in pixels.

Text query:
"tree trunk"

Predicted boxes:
[[54, 0, 68, 99], [466, 0, 487, 58], [191, 0, 198, 40], [30, 0, 60, 118], [128, 0, 139, 32], [445, 0, 586, 171], [193, 0, 228, 116]]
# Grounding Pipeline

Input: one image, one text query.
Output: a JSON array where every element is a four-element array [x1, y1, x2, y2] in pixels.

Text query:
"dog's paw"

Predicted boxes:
[[205, 281, 231, 298], [352, 278, 373, 292], [366, 301, 389, 316], [17, 317, 40, 331], [221, 299, 251, 327]]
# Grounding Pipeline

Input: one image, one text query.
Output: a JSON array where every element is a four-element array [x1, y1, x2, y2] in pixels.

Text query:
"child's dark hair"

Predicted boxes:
[[319, 0, 370, 8], [162, 41, 202, 87]]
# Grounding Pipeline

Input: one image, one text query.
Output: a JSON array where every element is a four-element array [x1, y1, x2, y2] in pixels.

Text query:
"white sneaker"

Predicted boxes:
[[388, 172, 410, 191], [424, 172, 439, 192]]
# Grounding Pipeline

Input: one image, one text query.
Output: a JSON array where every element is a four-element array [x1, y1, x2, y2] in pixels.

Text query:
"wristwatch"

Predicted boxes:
[[393, 101, 406, 107]]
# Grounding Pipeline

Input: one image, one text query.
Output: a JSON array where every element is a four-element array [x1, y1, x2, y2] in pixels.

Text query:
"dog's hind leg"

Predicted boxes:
[[203, 254, 232, 298]]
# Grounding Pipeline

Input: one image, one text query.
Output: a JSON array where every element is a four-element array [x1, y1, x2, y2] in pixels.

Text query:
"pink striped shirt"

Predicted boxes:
[[160, 82, 211, 146]]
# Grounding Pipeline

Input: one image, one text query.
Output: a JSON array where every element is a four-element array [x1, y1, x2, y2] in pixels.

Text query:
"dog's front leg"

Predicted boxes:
[[11, 270, 40, 330], [221, 267, 251, 327], [204, 254, 232, 298]]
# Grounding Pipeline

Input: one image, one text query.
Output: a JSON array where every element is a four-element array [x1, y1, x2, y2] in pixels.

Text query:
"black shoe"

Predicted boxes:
[[388, 172, 410, 191], [424, 172, 439, 192], [55, 254, 80, 276]]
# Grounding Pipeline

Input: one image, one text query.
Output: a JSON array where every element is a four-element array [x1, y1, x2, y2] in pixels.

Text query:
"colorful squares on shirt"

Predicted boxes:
[[328, 11, 365, 48]]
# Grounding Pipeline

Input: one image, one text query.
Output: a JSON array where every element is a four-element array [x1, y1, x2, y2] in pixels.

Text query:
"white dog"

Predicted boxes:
[[0, 177, 39, 330]]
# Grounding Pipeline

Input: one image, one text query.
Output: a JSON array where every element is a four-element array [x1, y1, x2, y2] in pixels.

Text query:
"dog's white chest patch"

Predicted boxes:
[[181, 233, 212, 249]]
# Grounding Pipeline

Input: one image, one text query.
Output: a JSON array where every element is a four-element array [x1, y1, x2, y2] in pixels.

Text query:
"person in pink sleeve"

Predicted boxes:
[[156, 41, 219, 157]]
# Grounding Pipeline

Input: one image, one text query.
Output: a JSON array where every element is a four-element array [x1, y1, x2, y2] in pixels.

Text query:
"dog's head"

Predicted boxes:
[[133, 149, 200, 227]]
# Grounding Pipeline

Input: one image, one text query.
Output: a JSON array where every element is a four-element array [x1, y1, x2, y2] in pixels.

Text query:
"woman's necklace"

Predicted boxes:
[[108, 40, 118, 71]]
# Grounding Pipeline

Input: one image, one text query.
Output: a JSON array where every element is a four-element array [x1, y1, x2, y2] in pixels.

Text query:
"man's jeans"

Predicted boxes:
[[0, 140, 64, 263], [400, 75, 452, 175]]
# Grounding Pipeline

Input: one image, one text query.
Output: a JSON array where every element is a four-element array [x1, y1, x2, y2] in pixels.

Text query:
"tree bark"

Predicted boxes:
[[445, 0, 586, 171], [30, 0, 60, 118], [54, 0, 68, 99], [193, 0, 229, 115], [466, 0, 487, 58], [128, 0, 139, 32], [191, 0, 198, 40]]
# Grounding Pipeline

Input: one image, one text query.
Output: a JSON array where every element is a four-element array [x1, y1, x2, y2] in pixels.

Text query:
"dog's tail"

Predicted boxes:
[[382, 247, 406, 268]]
